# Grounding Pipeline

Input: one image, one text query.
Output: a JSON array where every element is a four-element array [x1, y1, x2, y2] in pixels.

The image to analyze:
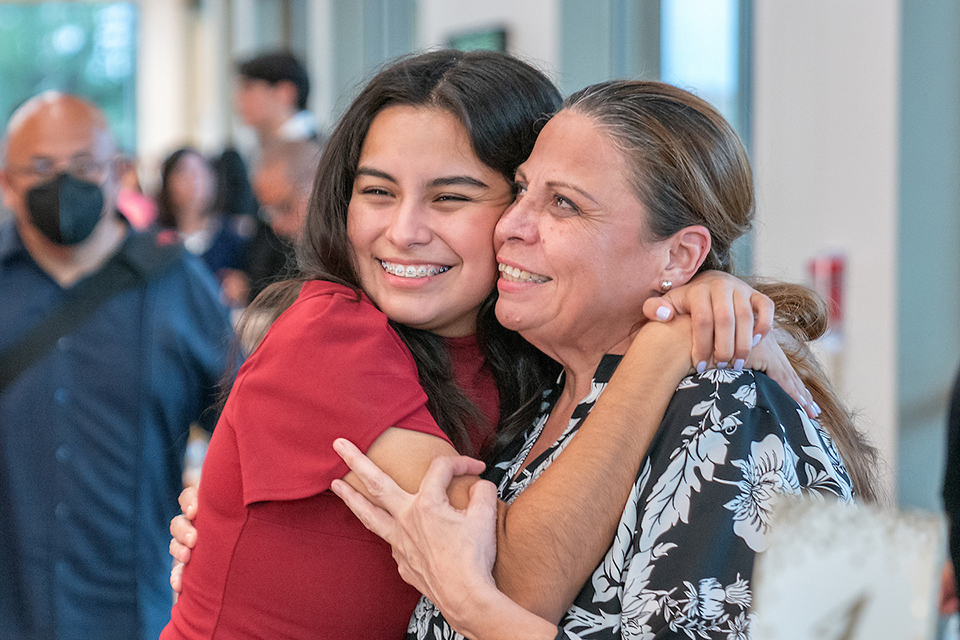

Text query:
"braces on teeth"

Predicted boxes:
[[380, 261, 450, 278]]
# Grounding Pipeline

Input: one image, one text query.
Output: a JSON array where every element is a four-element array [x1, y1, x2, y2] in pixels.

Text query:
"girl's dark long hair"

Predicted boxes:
[[235, 50, 562, 459]]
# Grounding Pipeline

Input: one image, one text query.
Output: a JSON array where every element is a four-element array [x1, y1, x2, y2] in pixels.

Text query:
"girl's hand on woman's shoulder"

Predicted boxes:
[[640, 271, 817, 418], [642, 270, 773, 373], [745, 331, 819, 419]]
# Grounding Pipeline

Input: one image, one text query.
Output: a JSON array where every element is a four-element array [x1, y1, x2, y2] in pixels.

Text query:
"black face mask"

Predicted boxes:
[[25, 173, 105, 245]]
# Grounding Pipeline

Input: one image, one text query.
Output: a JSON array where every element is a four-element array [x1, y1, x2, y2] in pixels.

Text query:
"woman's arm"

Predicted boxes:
[[488, 316, 696, 620], [169, 317, 692, 612], [330, 452, 571, 640], [487, 275, 813, 621]]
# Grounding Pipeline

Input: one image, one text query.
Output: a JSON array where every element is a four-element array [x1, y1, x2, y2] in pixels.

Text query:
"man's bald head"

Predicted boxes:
[[3, 91, 115, 169], [253, 139, 321, 241]]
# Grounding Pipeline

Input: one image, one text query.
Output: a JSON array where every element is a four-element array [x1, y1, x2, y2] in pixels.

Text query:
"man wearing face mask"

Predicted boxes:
[[0, 93, 235, 639]]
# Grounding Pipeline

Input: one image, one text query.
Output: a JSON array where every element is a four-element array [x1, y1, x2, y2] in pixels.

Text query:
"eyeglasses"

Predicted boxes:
[[6, 155, 112, 185]]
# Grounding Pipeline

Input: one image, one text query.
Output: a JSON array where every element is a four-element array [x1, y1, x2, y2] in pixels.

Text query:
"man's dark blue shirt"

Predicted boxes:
[[0, 220, 235, 640]]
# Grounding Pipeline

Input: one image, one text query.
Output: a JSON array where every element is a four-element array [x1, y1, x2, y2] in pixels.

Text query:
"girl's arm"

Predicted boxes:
[[333, 335, 816, 638]]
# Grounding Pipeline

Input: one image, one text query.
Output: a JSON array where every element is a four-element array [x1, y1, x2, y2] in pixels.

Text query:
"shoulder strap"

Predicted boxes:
[[0, 230, 183, 395]]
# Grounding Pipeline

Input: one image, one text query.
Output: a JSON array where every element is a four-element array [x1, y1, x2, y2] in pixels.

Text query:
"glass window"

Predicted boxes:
[[0, 2, 137, 151], [660, 0, 745, 136]]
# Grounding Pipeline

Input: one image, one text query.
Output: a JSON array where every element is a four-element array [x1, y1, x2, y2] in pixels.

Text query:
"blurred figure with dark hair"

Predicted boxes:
[[235, 51, 318, 147], [941, 367, 960, 615], [214, 148, 258, 221], [156, 147, 247, 285]]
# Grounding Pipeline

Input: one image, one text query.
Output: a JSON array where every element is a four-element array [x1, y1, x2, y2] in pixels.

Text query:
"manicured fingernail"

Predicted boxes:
[[656, 306, 671, 321], [812, 401, 822, 416], [717, 361, 728, 370], [696, 361, 707, 375], [733, 359, 744, 371], [752, 333, 762, 347], [797, 394, 808, 406]]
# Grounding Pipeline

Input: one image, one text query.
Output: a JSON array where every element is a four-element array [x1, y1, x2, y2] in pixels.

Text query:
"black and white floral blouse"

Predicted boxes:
[[407, 354, 855, 640]]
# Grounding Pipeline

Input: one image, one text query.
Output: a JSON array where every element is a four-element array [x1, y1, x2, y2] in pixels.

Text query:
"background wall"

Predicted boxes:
[[751, 0, 902, 498], [137, 0, 190, 188], [416, 0, 558, 75], [897, 0, 960, 511]]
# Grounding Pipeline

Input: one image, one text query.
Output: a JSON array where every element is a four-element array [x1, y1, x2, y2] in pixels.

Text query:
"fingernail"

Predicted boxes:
[[717, 362, 728, 370], [752, 334, 762, 347], [733, 359, 744, 371], [333, 438, 345, 453], [812, 401, 822, 416], [696, 361, 707, 374], [797, 394, 808, 406], [656, 306, 671, 321]]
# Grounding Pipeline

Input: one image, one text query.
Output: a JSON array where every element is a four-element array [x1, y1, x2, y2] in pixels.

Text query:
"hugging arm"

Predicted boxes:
[[171, 317, 694, 608], [486, 317, 695, 620], [330, 444, 580, 640], [336, 317, 692, 623], [462, 274, 811, 620], [334, 368, 838, 640], [171, 275, 801, 622]]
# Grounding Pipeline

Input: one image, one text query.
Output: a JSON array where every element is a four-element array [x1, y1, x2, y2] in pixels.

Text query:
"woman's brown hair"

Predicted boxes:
[[562, 80, 880, 501]]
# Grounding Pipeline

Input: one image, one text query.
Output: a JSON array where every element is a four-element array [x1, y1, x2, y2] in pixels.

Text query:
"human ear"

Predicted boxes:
[[0, 168, 17, 213], [660, 225, 711, 286]]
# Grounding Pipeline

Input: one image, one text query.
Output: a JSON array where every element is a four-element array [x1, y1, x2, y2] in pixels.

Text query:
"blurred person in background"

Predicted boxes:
[[940, 366, 960, 615], [0, 92, 235, 640], [234, 51, 319, 149], [226, 138, 322, 307], [157, 147, 248, 287], [214, 148, 259, 229]]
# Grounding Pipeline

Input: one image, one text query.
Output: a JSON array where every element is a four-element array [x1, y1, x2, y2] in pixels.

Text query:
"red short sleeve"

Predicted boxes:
[[225, 281, 448, 505]]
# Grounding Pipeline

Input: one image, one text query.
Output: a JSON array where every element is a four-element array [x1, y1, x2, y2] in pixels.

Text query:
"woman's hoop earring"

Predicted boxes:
[[660, 280, 673, 294]]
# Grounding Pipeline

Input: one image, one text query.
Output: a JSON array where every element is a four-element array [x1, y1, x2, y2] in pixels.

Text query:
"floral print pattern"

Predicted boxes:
[[409, 356, 854, 640]]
